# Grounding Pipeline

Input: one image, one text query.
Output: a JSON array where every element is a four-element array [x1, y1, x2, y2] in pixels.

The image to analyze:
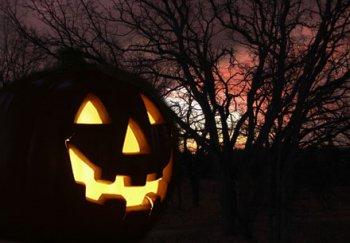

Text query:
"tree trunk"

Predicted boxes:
[[218, 150, 256, 241], [219, 168, 238, 235], [270, 148, 297, 243]]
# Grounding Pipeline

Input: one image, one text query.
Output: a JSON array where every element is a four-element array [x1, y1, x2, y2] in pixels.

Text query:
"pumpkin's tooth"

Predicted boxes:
[[98, 193, 125, 203], [123, 174, 147, 186], [97, 195, 126, 213], [125, 193, 160, 214], [100, 169, 116, 181], [146, 173, 158, 181]]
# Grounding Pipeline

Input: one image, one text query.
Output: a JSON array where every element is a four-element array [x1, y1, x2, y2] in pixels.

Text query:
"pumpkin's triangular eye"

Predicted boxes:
[[140, 94, 164, 125], [122, 119, 150, 154], [75, 93, 111, 124]]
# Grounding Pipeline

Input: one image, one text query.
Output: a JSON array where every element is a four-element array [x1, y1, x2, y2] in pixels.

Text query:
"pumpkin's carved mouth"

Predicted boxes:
[[67, 144, 161, 207]]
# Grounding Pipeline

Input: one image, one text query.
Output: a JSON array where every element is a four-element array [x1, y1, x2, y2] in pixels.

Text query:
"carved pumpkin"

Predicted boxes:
[[0, 64, 173, 241]]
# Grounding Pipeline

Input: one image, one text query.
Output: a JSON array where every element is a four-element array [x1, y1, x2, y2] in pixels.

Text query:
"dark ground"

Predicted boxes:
[[0, 179, 348, 242], [141, 178, 350, 243]]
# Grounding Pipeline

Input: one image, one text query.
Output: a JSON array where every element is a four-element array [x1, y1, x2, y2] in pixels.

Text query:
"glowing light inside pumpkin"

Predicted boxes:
[[75, 93, 111, 124], [141, 94, 164, 125], [67, 93, 173, 208], [123, 125, 140, 153], [68, 145, 160, 207], [122, 119, 150, 154]]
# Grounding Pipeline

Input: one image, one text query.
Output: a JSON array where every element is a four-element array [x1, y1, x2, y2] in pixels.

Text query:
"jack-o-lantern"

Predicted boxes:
[[0, 63, 173, 241]]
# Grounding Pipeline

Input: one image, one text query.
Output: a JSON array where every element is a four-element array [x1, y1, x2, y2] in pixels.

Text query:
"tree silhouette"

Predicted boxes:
[[3, 0, 123, 68], [211, 0, 350, 241], [0, 2, 46, 85]]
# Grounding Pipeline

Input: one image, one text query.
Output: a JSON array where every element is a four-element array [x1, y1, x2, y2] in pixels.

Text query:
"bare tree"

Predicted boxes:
[[107, 0, 249, 233], [110, 0, 350, 240], [211, 0, 350, 241], [4, 0, 124, 67], [0, 1, 46, 85]]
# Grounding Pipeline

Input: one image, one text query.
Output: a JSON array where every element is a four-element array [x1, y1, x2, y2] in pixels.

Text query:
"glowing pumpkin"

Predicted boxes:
[[0, 65, 173, 241]]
